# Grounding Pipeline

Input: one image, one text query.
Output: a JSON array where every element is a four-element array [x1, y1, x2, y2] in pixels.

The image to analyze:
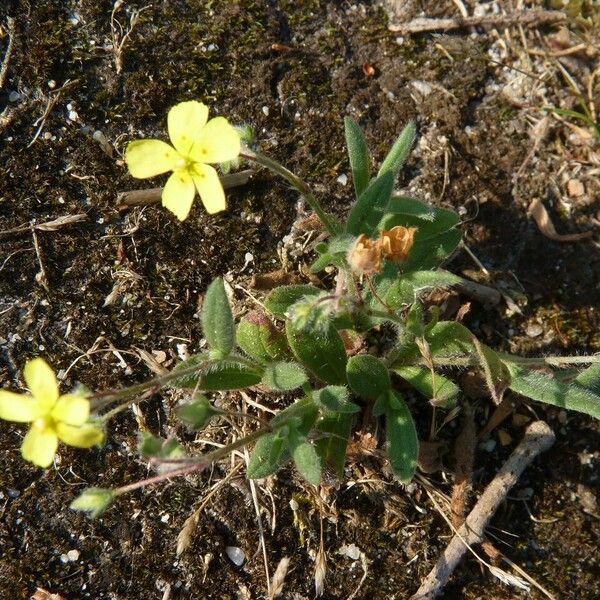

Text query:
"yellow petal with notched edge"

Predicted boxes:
[[21, 422, 59, 467], [189, 117, 241, 164], [0, 391, 43, 422], [168, 101, 209, 155], [56, 422, 104, 448], [192, 164, 226, 214], [161, 170, 196, 221], [52, 394, 89, 426], [125, 140, 179, 178], [23, 358, 58, 409]]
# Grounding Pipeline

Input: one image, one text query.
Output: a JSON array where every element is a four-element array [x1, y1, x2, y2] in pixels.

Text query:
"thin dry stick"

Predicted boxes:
[[0, 16, 16, 90], [411, 420, 556, 600], [117, 170, 254, 207], [389, 10, 565, 35]]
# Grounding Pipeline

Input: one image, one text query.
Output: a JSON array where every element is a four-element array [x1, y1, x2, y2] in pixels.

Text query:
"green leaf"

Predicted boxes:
[[372, 393, 387, 417], [236, 311, 290, 363], [406, 300, 425, 337], [346, 171, 395, 237], [313, 385, 360, 413], [288, 429, 322, 486], [171, 357, 263, 391], [346, 355, 391, 399], [262, 362, 308, 391], [70, 487, 115, 519], [385, 391, 419, 483], [271, 397, 320, 432], [385, 196, 436, 221], [377, 121, 416, 180], [506, 364, 600, 420], [315, 412, 354, 479], [394, 365, 459, 408], [138, 432, 164, 457], [384, 270, 462, 310], [264, 285, 322, 319], [344, 117, 371, 198], [247, 431, 288, 479], [472, 338, 511, 404], [201, 278, 235, 359], [177, 396, 220, 429], [285, 322, 348, 385], [574, 363, 600, 395]]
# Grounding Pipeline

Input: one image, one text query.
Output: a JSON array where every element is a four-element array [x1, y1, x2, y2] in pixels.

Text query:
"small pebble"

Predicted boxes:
[[8, 91, 21, 102], [48, 80, 57, 89], [66, 549, 80, 561], [7, 488, 20, 499], [262, 106, 269, 116], [336, 173, 348, 186], [525, 323, 543, 338], [225, 546, 245, 566], [338, 544, 361, 560], [566, 179, 584, 198], [481, 438, 496, 453]]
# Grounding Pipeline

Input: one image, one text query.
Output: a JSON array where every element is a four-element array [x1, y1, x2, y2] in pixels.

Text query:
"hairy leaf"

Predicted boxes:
[[346, 355, 391, 399], [346, 171, 395, 237], [385, 390, 419, 483], [262, 362, 308, 391], [344, 117, 371, 198], [377, 121, 416, 180], [394, 365, 459, 408], [201, 278, 235, 359], [264, 285, 322, 318]]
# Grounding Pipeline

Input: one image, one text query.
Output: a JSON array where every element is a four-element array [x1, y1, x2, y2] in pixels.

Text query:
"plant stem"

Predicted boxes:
[[114, 426, 269, 496], [240, 148, 340, 235]]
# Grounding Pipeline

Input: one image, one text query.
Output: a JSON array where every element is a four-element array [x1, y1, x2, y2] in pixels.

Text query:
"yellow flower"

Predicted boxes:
[[0, 358, 104, 468], [125, 101, 241, 220]]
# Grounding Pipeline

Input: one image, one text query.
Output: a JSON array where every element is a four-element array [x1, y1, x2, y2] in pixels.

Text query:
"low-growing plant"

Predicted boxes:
[[2, 101, 599, 522]]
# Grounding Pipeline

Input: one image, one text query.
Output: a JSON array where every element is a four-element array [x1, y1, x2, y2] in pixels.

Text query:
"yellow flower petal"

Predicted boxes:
[[57, 422, 104, 448], [21, 422, 59, 468], [168, 101, 209, 155], [189, 117, 241, 164], [52, 394, 90, 426], [125, 140, 179, 178], [161, 170, 196, 220], [192, 164, 226, 214], [0, 391, 43, 422], [23, 358, 58, 409]]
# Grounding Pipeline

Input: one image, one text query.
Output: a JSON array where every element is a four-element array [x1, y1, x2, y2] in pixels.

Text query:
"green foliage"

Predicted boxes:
[[288, 428, 322, 485], [171, 356, 263, 390], [394, 365, 459, 408], [285, 321, 348, 385], [201, 278, 235, 359], [177, 396, 220, 429], [346, 171, 395, 237], [247, 430, 288, 479], [506, 364, 600, 420], [346, 355, 391, 399], [344, 117, 371, 198], [310, 235, 354, 273], [383, 269, 462, 309], [384, 391, 419, 483], [262, 362, 308, 391], [313, 386, 360, 414], [377, 122, 416, 181], [70, 488, 115, 519], [236, 311, 290, 363], [264, 285, 322, 319]]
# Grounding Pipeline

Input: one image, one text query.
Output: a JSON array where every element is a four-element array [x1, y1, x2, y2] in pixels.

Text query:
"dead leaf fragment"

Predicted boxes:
[[566, 179, 584, 198], [528, 198, 592, 242], [32, 589, 67, 600]]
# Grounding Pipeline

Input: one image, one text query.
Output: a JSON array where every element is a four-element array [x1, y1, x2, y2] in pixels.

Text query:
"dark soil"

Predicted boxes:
[[0, 1, 598, 599]]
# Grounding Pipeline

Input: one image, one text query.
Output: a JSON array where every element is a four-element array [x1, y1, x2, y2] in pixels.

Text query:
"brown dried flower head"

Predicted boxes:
[[348, 234, 382, 275], [380, 226, 417, 263]]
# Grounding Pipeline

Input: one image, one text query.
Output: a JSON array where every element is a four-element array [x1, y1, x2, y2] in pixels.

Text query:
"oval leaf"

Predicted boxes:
[[264, 285, 322, 319], [346, 355, 391, 399], [285, 322, 347, 385], [202, 278, 234, 359], [344, 116, 371, 199], [262, 362, 308, 391], [385, 390, 419, 483], [346, 171, 394, 237]]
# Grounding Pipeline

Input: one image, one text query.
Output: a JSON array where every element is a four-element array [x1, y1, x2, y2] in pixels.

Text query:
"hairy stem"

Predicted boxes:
[[241, 148, 340, 235]]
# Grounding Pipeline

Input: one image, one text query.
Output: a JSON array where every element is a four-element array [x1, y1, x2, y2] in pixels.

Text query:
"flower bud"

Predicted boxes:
[[348, 234, 382, 275], [380, 226, 417, 263]]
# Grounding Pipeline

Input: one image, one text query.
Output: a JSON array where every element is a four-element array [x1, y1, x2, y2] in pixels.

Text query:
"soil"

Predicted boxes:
[[0, 1, 599, 599]]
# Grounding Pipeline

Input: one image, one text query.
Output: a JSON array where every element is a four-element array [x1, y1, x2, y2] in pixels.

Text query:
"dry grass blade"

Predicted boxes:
[[268, 557, 290, 600], [450, 404, 476, 528], [34, 214, 87, 231], [528, 198, 593, 242], [176, 464, 243, 556]]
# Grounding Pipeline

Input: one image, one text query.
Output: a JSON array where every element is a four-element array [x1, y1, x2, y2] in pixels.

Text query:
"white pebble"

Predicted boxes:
[[336, 173, 348, 186], [338, 544, 361, 560], [66, 549, 80, 561], [262, 106, 270, 116], [225, 546, 245, 566], [48, 80, 57, 89], [68, 110, 79, 122]]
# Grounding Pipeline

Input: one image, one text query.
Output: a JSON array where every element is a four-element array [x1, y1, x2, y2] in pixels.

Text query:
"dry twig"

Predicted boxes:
[[0, 16, 16, 90], [117, 170, 254, 208], [389, 10, 565, 35], [411, 420, 555, 599]]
